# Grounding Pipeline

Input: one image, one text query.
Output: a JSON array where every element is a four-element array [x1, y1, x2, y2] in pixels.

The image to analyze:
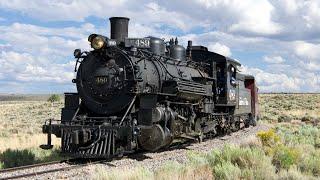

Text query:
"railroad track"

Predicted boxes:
[[0, 142, 191, 180], [0, 141, 189, 180], [0, 158, 108, 180]]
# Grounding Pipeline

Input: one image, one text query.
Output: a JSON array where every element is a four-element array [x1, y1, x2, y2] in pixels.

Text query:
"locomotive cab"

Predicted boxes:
[[215, 58, 241, 106]]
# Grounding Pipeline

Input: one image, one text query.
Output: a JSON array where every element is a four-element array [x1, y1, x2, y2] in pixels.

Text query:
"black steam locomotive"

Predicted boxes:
[[41, 17, 259, 158]]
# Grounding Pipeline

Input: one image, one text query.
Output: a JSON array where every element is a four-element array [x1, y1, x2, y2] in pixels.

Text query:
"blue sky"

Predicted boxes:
[[0, 0, 319, 93]]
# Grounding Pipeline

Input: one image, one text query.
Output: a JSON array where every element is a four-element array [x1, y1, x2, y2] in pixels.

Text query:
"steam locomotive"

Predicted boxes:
[[41, 17, 259, 158]]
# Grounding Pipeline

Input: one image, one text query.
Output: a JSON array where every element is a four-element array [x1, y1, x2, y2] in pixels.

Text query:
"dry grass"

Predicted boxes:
[[284, 109, 320, 118], [0, 100, 62, 151], [93, 162, 213, 180], [0, 101, 63, 137], [0, 99, 63, 169], [0, 100, 62, 154], [259, 93, 320, 124], [0, 134, 60, 152]]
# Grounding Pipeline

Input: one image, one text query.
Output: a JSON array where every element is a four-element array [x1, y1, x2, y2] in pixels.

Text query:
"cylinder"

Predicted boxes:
[[109, 17, 129, 42]]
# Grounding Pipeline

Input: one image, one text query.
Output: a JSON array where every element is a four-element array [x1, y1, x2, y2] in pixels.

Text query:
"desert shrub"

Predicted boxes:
[[240, 135, 262, 149], [0, 149, 36, 168], [206, 145, 275, 179], [278, 114, 292, 123], [272, 145, 300, 170], [213, 161, 241, 180], [47, 94, 61, 103], [95, 166, 153, 180], [95, 160, 213, 180], [298, 150, 320, 176], [155, 161, 213, 180], [31, 148, 65, 162], [186, 151, 208, 166], [276, 125, 320, 147], [0, 148, 64, 169], [258, 125, 320, 176], [155, 161, 185, 178], [259, 94, 320, 124], [301, 115, 313, 122], [0, 131, 9, 138], [278, 166, 314, 180], [257, 129, 280, 147]]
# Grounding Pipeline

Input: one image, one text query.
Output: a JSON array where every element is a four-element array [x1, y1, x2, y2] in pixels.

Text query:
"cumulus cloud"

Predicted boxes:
[[294, 41, 320, 60], [241, 66, 319, 92], [263, 56, 285, 64], [0, 0, 319, 93], [0, 51, 75, 83], [208, 42, 232, 57], [0, 22, 91, 93]]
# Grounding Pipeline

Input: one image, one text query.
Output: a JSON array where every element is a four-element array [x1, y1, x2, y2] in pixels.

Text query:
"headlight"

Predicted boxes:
[[91, 36, 105, 50]]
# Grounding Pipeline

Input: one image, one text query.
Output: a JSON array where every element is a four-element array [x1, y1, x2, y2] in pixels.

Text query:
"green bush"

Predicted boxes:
[[299, 150, 320, 176], [213, 161, 241, 180], [301, 115, 313, 122], [276, 125, 320, 147], [0, 148, 65, 169], [272, 145, 300, 170], [278, 114, 292, 123], [278, 166, 313, 180], [47, 94, 61, 103], [0, 149, 36, 168], [206, 145, 276, 179], [0, 161, 4, 169]]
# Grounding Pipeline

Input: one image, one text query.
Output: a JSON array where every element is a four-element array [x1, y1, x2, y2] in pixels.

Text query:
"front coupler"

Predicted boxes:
[[40, 119, 61, 149], [40, 119, 136, 158]]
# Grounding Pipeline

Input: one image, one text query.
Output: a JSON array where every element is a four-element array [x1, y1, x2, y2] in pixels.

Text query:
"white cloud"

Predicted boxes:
[[208, 42, 232, 57], [263, 56, 285, 64], [0, 51, 75, 84], [299, 61, 320, 72], [0, 22, 89, 89], [241, 65, 320, 92], [0, 0, 126, 22], [0, 23, 93, 59], [294, 41, 320, 61], [0, 0, 320, 93], [227, 1, 282, 35]]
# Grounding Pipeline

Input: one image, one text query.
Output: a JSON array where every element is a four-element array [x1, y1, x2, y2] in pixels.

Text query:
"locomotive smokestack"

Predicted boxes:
[[109, 17, 129, 43]]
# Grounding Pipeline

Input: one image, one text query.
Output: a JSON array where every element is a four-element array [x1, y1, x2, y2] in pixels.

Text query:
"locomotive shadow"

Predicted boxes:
[[126, 141, 194, 161]]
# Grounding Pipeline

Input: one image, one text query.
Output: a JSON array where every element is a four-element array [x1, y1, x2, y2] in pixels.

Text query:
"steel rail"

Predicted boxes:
[[0, 159, 108, 180], [0, 160, 64, 173]]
